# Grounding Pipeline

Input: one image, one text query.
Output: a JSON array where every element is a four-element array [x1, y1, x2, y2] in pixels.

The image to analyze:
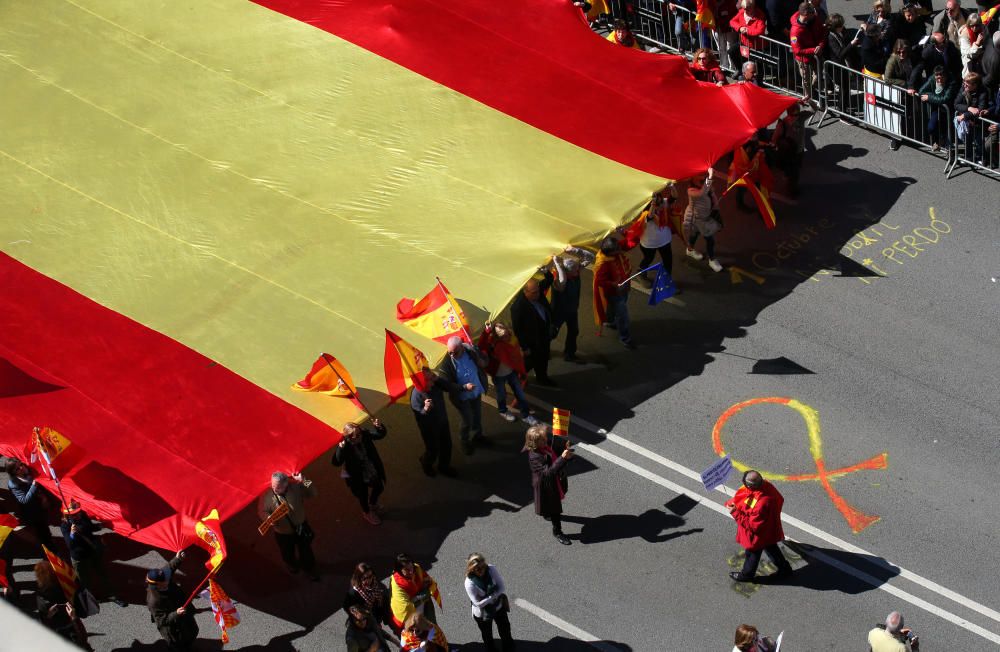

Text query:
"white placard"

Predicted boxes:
[[699, 455, 733, 490]]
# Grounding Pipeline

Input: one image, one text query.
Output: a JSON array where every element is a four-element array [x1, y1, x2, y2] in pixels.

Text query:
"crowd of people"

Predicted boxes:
[[601, 0, 1000, 166]]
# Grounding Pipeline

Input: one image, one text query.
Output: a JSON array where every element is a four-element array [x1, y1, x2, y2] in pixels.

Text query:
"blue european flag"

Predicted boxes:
[[647, 263, 676, 305]]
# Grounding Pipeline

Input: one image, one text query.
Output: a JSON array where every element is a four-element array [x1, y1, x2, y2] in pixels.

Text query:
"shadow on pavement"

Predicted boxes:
[[462, 636, 633, 651], [560, 510, 704, 544], [780, 541, 902, 595]]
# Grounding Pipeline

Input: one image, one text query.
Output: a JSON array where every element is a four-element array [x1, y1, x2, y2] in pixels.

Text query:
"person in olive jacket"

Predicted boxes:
[[146, 551, 198, 652], [524, 424, 575, 545], [333, 419, 388, 526]]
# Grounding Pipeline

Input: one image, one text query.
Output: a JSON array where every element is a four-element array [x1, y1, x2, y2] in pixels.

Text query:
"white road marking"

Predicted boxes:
[[512, 393, 1000, 643], [514, 598, 623, 652]]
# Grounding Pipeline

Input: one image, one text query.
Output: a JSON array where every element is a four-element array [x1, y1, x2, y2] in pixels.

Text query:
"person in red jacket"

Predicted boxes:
[[725, 469, 794, 582], [593, 234, 638, 349], [730, 0, 767, 64], [790, 2, 826, 103]]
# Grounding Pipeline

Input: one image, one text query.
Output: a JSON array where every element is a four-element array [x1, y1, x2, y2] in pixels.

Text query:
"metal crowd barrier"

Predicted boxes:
[[949, 115, 1000, 179], [611, 2, 998, 180], [818, 60, 954, 170]]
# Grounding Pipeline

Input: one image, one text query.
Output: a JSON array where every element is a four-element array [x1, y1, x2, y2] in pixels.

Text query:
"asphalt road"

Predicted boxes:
[[3, 8, 999, 652]]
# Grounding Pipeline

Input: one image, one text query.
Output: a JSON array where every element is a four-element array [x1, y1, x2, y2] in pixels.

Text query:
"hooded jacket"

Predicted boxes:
[[726, 480, 786, 551]]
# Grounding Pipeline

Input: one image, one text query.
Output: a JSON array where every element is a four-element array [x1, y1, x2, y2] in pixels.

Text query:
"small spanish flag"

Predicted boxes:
[[194, 509, 228, 574], [730, 176, 776, 229], [552, 408, 571, 437], [0, 514, 18, 551], [292, 354, 357, 397], [384, 329, 431, 400], [27, 427, 73, 481], [396, 279, 470, 344], [42, 545, 78, 602], [981, 3, 999, 25]]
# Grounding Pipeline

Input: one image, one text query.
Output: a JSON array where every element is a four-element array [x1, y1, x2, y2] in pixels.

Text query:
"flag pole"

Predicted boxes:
[[181, 567, 216, 609], [33, 428, 69, 510], [435, 276, 473, 343], [617, 263, 662, 287], [320, 354, 374, 418]]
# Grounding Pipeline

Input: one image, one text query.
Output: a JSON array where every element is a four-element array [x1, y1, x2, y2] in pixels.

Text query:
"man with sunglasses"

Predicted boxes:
[[726, 469, 794, 582]]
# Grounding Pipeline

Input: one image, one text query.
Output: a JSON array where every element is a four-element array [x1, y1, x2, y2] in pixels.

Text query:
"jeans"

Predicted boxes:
[[275, 525, 316, 572], [494, 372, 530, 417], [606, 294, 632, 343], [474, 607, 515, 652], [741, 544, 792, 578], [454, 395, 483, 442]]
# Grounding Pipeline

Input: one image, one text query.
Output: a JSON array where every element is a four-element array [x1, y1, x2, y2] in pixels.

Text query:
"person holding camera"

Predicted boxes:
[[257, 470, 318, 580], [525, 424, 575, 545], [868, 611, 920, 651], [465, 553, 515, 652], [333, 419, 389, 526]]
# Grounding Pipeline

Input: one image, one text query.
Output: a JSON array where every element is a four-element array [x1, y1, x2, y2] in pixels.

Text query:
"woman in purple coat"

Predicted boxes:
[[525, 424, 575, 545]]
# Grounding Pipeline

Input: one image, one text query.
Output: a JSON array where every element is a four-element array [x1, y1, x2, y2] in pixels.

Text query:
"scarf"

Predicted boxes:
[[355, 576, 387, 611], [614, 31, 635, 47], [469, 568, 500, 618], [540, 446, 566, 500]]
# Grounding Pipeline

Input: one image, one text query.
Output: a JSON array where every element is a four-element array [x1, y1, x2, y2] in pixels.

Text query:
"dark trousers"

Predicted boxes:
[[525, 341, 551, 381], [474, 608, 515, 652], [275, 526, 315, 572], [347, 478, 384, 513], [551, 309, 579, 358], [550, 514, 563, 535], [454, 395, 483, 442], [688, 233, 716, 259], [417, 419, 452, 470], [639, 242, 673, 276], [741, 544, 792, 577]]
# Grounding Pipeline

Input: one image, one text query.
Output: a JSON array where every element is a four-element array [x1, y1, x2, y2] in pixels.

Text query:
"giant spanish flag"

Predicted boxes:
[[0, 0, 792, 551]]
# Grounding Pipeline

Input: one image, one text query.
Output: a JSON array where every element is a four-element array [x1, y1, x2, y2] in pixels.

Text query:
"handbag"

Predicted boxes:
[[75, 587, 100, 618]]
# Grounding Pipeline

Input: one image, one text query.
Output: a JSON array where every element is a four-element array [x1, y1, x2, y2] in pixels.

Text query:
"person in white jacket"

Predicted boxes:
[[464, 553, 514, 651]]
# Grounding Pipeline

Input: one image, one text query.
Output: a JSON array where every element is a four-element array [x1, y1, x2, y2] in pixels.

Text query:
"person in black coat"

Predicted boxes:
[[524, 424, 575, 545], [913, 31, 964, 86], [439, 338, 490, 456], [510, 275, 556, 386], [333, 419, 388, 525], [146, 552, 198, 652], [409, 369, 455, 477], [5, 458, 54, 547], [60, 500, 126, 607]]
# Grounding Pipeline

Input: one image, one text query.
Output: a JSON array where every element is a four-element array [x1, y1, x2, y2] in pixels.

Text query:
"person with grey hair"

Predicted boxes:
[[257, 469, 318, 579], [868, 611, 920, 650], [440, 335, 489, 455], [740, 60, 763, 86]]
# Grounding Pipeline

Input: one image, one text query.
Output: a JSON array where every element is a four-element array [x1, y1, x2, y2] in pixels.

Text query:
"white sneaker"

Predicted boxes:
[[686, 248, 704, 261], [523, 415, 540, 426], [708, 259, 724, 272], [498, 411, 516, 422], [363, 511, 382, 526]]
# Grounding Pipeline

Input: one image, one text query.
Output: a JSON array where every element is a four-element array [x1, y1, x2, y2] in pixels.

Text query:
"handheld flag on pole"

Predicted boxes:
[[292, 354, 356, 397], [981, 3, 999, 25], [42, 545, 78, 602], [28, 426, 72, 481], [552, 408, 570, 437], [291, 353, 372, 415], [384, 329, 431, 401], [203, 578, 240, 644], [396, 278, 471, 344], [648, 263, 677, 304], [695, 0, 716, 29], [723, 171, 776, 229], [194, 509, 227, 574]]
